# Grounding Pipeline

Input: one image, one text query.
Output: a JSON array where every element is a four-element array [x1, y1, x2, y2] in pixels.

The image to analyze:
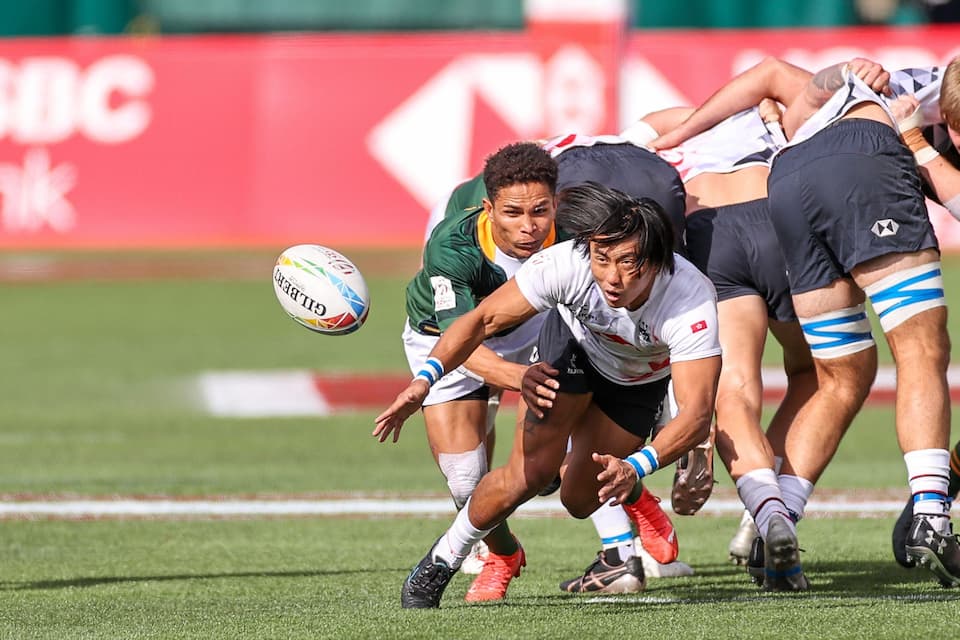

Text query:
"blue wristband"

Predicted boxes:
[[625, 445, 659, 479], [414, 357, 445, 386]]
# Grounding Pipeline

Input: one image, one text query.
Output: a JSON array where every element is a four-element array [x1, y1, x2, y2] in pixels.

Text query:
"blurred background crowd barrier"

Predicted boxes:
[[0, 0, 957, 250]]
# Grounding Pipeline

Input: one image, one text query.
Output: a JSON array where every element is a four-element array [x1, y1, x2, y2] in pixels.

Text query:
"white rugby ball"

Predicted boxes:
[[272, 244, 370, 335]]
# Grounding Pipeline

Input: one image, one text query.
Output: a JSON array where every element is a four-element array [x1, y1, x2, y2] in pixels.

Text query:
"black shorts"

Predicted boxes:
[[534, 309, 669, 438], [685, 198, 796, 322], [556, 143, 687, 252], [451, 385, 490, 402], [767, 119, 938, 294]]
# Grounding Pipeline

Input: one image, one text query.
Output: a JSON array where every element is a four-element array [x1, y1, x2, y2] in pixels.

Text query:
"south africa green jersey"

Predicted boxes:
[[406, 175, 565, 335]]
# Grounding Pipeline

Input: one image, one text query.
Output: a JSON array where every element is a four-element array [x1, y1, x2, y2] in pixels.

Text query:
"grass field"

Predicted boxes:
[[1, 249, 959, 638]]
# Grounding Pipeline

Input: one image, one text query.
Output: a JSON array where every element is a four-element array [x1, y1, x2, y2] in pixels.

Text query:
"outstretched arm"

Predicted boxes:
[[373, 279, 539, 442], [782, 58, 891, 138], [650, 57, 812, 150]]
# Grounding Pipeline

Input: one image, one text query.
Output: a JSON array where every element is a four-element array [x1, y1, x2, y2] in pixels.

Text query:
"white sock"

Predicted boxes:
[[778, 473, 814, 522], [905, 448, 951, 534], [773, 456, 783, 474], [736, 467, 793, 539], [590, 501, 636, 562], [431, 498, 493, 569]]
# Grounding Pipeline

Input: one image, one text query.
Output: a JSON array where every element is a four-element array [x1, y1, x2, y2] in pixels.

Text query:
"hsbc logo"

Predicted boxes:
[[871, 219, 900, 237], [366, 48, 606, 210], [0, 55, 154, 145]]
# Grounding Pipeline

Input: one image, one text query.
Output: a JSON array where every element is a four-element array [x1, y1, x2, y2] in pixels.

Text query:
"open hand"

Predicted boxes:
[[372, 380, 430, 443], [593, 452, 639, 506]]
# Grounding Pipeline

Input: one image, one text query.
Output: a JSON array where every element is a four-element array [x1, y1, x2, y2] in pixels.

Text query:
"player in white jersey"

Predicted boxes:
[[427, 134, 693, 587], [625, 101, 816, 589], [880, 58, 960, 571], [542, 131, 696, 587], [651, 57, 960, 588], [376, 183, 721, 608]]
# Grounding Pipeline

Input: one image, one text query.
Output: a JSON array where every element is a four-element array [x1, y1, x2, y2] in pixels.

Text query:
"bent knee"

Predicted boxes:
[[438, 445, 488, 510], [559, 486, 600, 519]]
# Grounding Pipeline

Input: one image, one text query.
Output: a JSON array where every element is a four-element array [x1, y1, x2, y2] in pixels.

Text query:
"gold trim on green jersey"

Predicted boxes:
[[476, 211, 558, 262]]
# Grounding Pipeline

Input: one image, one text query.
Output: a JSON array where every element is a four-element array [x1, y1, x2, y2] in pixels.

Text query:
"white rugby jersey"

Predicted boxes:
[[886, 66, 944, 127], [541, 133, 639, 158], [786, 66, 896, 151], [655, 107, 786, 183], [514, 240, 720, 385], [884, 66, 956, 154]]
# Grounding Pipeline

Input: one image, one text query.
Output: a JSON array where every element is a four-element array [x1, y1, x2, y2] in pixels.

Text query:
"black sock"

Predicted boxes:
[[602, 548, 624, 566], [625, 480, 644, 505]]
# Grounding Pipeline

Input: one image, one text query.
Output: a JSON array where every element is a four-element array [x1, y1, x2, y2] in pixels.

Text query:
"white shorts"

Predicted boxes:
[[402, 314, 545, 406]]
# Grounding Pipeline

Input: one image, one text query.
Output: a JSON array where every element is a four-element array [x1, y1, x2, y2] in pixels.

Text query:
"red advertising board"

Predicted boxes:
[[0, 27, 957, 249]]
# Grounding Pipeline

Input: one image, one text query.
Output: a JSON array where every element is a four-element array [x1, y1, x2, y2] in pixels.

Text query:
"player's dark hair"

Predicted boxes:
[[482, 142, 558, 202], [557, 181, 675, 274]]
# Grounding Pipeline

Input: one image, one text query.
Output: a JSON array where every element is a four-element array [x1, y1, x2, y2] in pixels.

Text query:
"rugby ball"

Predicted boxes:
[[272, 244, 370, 335]]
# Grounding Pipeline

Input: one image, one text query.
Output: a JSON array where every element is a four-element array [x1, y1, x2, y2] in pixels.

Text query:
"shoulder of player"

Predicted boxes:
[[660, 255, 717, 299], [421, 214, 485, 273]]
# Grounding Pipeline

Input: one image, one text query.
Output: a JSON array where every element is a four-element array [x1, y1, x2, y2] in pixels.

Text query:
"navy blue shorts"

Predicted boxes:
[[685, 198, 796, 322], [767, 119, 938, 294], [556, 143, 687, 253], [534, 309, 668, 438]]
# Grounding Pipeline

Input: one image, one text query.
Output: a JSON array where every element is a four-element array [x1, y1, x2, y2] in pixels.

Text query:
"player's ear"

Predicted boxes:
[[482, 197, 494, 215]]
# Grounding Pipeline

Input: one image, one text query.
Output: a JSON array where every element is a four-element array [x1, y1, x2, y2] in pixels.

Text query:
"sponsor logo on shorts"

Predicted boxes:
[[690, 320, 708, 333], [566, 353, 584, 375], [871, 219, 899, 238]]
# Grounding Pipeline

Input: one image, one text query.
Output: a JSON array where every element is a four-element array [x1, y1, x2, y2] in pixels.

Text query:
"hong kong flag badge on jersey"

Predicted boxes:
[[690, 320, 708, 334]]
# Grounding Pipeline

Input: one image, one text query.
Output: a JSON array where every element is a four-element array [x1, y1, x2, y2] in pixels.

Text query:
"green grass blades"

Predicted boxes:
[[1, 517, 957, 640]]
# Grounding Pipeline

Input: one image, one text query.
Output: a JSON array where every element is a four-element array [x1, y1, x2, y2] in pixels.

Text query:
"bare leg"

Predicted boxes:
[[713, 295, 775, 480], [467, 392, 592, 529], [423, 399, 515, 554], [777, 281, 877, 483]]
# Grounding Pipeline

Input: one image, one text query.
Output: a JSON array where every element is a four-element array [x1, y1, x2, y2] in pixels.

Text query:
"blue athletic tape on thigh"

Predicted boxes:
[[868, 267, 943, 322], [801, 311, 872, 353]]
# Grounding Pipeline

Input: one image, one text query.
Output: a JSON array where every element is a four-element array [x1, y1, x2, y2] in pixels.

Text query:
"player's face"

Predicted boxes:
[[484, 182, 556, 259], [589, 238, 656, 310]]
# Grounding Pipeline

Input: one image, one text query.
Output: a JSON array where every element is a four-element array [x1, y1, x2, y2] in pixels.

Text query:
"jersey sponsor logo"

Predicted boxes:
[[871, 219, 900, 238], [430, 276, 456, 311], [636, 321, 652, 344], [690, 320, 708, 333]]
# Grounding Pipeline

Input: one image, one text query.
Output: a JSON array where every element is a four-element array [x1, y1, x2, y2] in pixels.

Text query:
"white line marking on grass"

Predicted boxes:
[[198, 371, 331, 417], [0, 496, 908, 518]]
